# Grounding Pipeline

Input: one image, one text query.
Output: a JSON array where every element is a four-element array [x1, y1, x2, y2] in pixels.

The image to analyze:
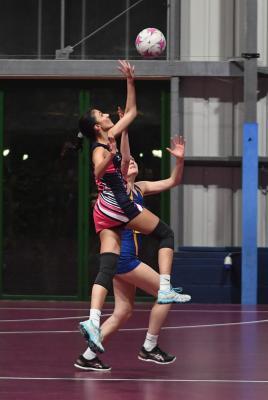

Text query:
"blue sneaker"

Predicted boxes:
[[157, 287, 191, 304], [79, 320, 104, 353]]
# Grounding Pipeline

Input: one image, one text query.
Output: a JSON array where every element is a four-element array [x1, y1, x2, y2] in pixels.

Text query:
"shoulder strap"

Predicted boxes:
[[91, 142, 109, 151], [134, 183, 144, 196]]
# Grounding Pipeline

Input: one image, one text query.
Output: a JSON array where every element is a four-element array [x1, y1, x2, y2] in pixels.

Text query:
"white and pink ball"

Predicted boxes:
[[135, 28, 166, 58]]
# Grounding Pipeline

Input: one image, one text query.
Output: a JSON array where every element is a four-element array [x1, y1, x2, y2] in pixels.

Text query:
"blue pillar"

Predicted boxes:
[[241, 123, 258, 304]]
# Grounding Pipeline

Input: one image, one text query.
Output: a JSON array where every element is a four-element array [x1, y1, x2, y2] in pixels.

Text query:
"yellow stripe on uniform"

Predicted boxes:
[[129, 187, 140, 256], [133, 230, 139, 256]]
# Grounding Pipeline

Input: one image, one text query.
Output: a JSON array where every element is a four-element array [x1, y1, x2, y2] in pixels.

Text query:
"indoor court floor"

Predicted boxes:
[[1, 301, 268, 400]]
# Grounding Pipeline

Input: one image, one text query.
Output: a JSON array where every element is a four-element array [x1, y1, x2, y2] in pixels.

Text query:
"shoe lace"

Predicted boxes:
[[154, 346, 168, 357]]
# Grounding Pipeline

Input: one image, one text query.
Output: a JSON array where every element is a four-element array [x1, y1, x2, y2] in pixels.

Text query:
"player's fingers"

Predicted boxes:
[[170, 137, 176, 146]]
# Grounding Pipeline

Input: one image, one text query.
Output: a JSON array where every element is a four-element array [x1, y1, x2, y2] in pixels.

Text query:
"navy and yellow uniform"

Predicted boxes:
[[116, 184, 144, 274]]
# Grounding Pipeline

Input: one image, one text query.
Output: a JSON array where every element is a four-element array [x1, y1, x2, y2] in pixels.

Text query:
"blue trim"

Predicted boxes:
[[241, 123, 258, 304]]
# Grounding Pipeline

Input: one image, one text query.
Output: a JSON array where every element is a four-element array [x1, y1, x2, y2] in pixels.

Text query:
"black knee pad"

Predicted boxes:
[[151, 220, 174, 250], [94, 252, 119, 291]]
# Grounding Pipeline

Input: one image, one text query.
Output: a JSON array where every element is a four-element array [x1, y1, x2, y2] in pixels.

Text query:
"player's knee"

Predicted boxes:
[[123, 306, 133, 321], [94, 252, 119, 291], [114, 305, 133, 324], [151, 220, 174, 250]]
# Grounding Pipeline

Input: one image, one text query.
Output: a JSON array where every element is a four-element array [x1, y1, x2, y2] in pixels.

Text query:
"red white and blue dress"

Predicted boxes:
[[92, 142, 143, 233]]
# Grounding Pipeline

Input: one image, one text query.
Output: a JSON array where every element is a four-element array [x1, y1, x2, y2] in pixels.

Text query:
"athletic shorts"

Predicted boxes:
[[116, 256, 141, 274]]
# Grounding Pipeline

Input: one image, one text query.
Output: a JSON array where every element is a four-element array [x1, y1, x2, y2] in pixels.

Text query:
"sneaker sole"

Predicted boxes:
[[157, 299, 191, 304], [79, 325, 104, 354], [138, 355, 176, 365], [74, 363, 111, 372]]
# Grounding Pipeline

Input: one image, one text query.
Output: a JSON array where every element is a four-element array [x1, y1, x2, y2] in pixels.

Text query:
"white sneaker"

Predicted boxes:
[[79, 320, 104, 353], [157, 287, 191, 304]]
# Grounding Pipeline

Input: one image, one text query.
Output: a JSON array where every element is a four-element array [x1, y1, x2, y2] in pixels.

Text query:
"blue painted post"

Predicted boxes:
[[241, 123, 258, 304]]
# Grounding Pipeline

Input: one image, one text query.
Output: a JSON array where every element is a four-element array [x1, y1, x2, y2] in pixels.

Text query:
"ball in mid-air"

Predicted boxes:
[[135, 28, 166, 58]]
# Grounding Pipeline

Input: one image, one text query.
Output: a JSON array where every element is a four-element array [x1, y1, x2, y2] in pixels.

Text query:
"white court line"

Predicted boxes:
[[0, 307, 108, 311], [0, 376, 268, 383], [0, 316, 87, 322], [0, 307, 268, 313], [2, 310, 267, 323], [0, 314, 111, 323], [0, 330, 78, 334], [0, 318, 268, 334]]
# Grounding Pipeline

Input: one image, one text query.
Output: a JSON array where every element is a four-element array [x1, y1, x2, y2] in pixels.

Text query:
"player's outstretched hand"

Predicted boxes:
[[118, 60, 135, 80], [166, 135, 185, 160]]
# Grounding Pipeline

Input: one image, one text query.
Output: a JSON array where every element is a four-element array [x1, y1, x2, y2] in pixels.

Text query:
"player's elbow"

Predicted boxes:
[[171, 180, 178, 188], [94, 169, 104, 180], [166, 178, 176, 189]]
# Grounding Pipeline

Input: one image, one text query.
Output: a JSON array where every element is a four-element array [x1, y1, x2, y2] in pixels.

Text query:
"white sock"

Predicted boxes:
[[143, 333, 158, 352], [89, 308, 101, 328], [160, 274, 171, 291], [83, 347, 96, 361]]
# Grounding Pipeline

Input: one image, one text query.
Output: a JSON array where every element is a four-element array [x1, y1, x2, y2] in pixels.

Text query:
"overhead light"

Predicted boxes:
[[139, 153, 143, 158], [22, 154, 29, 161], [3, 149, 10, 157], [152, 149, 162, 158]]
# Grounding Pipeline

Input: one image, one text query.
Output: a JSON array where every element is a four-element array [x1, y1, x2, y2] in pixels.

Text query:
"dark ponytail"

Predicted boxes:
[[61, 109, 96, 157], [79, 110, 97, 140], [61, 132, 84, 157]]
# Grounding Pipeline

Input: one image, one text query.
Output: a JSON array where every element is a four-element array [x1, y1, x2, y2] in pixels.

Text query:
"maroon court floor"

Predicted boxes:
[[1, 301, 268, 400]]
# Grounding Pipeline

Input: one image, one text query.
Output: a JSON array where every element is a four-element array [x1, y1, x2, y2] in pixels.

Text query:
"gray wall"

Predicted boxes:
[[172, 0, 268, 247]]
